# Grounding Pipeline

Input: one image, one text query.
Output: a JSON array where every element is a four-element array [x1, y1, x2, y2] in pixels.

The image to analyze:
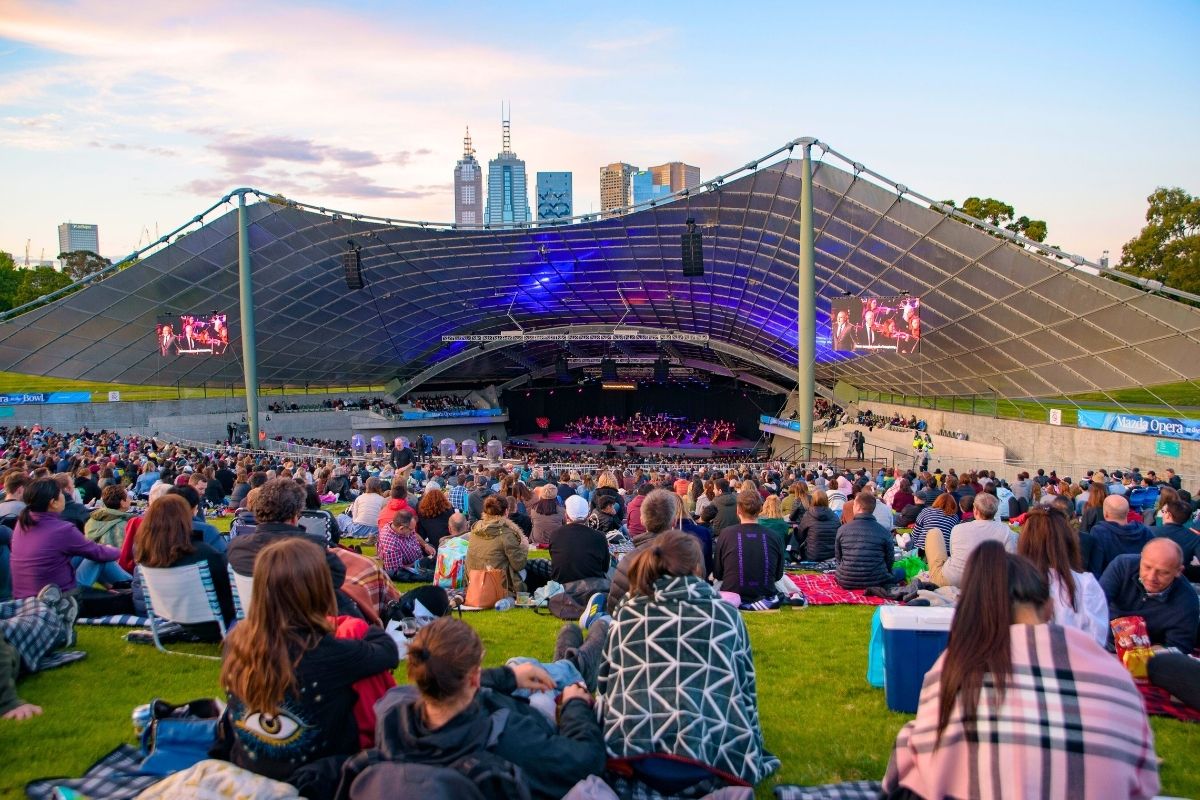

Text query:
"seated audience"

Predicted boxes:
[[1101, 538, 1198, 653], [835, 493, 899, 590], [625, 483, 654, 538], [375, 484, 412, 534], [549, 495, 609, 584], [599, 531, 779, 786], [1151, 499, 1200, 581], [910, 492, 959, 554], [756, 494, 790, 548], [529, 484, 563, 546], [377, 508, 434, 577], [1088, 495, 1154, 578], [346, 477, 387, 538], [795, 490, 839, 563], [883, 541, 1158, 798], [414, 487, 453, 548], [713, 492, 784, 606], [213, 537, 399, 782], [466, 495, 528, 596], [134, 494, 236, 640], [1017, 506, 1109, 648], [606, 489, 678, 613], [927, 493, 1017, 587], [78, 484, 134, 588]]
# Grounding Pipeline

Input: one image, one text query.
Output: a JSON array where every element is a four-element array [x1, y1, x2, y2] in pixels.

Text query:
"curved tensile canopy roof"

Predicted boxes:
[[3, 145, 1200, 404]]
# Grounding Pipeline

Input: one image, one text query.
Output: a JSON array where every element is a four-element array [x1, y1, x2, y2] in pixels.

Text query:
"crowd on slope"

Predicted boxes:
[[0, 421, 1195, 799]]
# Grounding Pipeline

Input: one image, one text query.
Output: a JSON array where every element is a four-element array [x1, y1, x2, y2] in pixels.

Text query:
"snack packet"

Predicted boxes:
[[1111, 615, 1154, 679]]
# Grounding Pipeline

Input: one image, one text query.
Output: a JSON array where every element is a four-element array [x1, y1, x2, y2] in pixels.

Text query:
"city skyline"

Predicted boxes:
[[0, 1, 1197, 267]]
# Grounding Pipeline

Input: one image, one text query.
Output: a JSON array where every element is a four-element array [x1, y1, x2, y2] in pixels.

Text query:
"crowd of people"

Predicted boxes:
[[403, 393, 474, 412], [851, 407, 929, 432], [564, 413, 737, 444], [0, 420, 1196, 799]]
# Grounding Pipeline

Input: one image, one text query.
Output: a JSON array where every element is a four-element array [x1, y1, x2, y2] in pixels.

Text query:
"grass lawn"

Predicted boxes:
[[2, 519, 1197, 798], [0, 371, 387, 403]]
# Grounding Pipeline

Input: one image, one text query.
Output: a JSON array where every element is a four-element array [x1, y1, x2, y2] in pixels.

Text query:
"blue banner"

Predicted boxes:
[[759, 414, 802, 432], [0, 391, 92, 406], [1077, 410, 1200, 441], [400, 408, 504, 421]]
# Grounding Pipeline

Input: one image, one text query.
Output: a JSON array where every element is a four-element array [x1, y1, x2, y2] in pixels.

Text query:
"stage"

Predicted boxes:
[[510, 431, 759, 458]]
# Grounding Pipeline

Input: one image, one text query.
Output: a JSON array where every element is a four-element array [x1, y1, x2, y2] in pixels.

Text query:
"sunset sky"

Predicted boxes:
[[1, 0, 1197, 266]]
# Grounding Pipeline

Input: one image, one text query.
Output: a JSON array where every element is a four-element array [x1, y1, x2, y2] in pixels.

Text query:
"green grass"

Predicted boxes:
[[1, 598, 1197, 799], [0, 371, 387, 402]]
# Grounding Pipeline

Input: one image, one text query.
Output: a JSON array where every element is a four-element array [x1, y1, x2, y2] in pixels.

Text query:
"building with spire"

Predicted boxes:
[[485, 105, 530, 227], [454, 127, 484, 226]]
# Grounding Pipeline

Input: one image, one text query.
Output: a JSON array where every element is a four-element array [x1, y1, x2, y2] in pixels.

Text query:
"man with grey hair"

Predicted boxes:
[[605, 489, 680, 613], [446, 512, 470, 539], [936, 492, 1018, 587]]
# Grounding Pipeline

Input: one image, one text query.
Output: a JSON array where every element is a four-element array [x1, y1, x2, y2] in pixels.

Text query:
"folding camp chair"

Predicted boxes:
[[232, 570, 255, 610], [136, 562, 243, 659]]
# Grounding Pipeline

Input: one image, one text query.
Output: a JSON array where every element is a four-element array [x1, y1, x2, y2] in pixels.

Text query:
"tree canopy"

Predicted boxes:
[[941, 196, 1048, 243], [57, 250, 112, 282], [0, 252, 78, 313], [1118, 187, 1200, 295]]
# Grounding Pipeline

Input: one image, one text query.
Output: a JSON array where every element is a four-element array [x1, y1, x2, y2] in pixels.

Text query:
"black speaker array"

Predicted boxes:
[[343, 248, 364, 290], [600, 357, 618, 381], [681, 231, 704, 277]]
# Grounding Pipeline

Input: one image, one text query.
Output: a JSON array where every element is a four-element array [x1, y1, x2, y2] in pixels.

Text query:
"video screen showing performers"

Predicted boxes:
[[829, 295, 920, 355], [156, 313, 229, 357]]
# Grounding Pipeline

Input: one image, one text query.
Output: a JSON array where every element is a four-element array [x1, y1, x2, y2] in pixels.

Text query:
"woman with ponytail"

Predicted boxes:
[[598, 531, 779, 787], [883, 540, 1158, 799], [214, 537, 399, 782]]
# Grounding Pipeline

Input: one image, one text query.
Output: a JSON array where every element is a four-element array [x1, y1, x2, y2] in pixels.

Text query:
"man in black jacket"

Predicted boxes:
[[227, 478, 358, 617], [834, 493, 898, 590], [713, 491, 783, 604], [1151, 500, 1200, 582], [549, 495, 609, 584], [709, 478, 739, 535]]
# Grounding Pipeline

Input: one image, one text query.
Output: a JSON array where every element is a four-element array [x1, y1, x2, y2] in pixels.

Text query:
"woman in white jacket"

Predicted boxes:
[[1017, 505, 1109, 647]]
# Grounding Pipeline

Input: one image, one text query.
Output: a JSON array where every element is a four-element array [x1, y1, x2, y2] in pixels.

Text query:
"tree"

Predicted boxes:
[[0, 252, 19, 312], [57, 250, 111, 282], [1118, 187, 1200, 295], [13, 266, 73, 308], [941, 197, 1048, 243]]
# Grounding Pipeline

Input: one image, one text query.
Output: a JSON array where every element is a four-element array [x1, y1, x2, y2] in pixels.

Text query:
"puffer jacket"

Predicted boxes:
[[466, 516, 528, 594], [84, 506, 134, 547], [834, 513, 895, 589], [796, 506, 840, 562], [710, 492, 739, 535], [528, 499, 562, 546]]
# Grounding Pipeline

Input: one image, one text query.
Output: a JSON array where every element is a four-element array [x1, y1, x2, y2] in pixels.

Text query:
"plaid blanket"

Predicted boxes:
[[0, 597, 63, 672], [1137, 680, 1200, 723], [775, 782, 882, 800], [78, 614, 150, 627], [786, 573, 896, 606], [26, 744, 162, 800]]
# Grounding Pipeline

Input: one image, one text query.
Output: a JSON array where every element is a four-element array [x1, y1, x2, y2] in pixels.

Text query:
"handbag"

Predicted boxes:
[[465, 566, 508, 609], [139, 698, 224, 776]]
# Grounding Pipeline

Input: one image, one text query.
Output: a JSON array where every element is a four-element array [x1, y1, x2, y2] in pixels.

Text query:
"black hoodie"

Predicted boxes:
[[355, 668, 605, 800]]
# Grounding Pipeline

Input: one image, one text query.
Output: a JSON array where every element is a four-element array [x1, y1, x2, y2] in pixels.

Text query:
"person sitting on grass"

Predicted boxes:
[[377, 508, 435, 578], [712, 491, 785, 609], [834, 492, 900, 590], [213, 537, 399, 784], [1101, 538, 1197, 653], [794, 489, 840, 563], [1016, 506, 1109, 648], [882, 541, 1159, 799], [606, 489, 678, 613], [342, 615, 606, 800], [756, 494, 790, 549], [414, 487, 454, 549], [599, 531, 779, 788], [465, 495, 528, 597], [133, 494, 236, 642]]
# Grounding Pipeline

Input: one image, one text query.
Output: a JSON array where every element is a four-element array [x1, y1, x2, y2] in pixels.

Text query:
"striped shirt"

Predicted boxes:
[[910, 507, 958, 551]]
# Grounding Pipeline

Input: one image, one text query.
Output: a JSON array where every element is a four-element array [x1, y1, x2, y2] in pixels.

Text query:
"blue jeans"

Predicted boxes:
[[0, 545, 10, 601], [506, 656, 584, 695], [74, 557, 132, 587]]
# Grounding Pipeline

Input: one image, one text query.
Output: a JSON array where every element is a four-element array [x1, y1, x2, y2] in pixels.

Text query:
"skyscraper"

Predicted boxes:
[[536, 172, 573, 222], [58, 222, 99, 255], [631, 170, 672, 205], [485, 107, 530, 227], [600, 163, 637, 215], [648, 162, 701, 193], [454, 127, 483, 226]]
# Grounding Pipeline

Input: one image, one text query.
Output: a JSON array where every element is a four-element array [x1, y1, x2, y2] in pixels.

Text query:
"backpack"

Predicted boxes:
[[433, 536, 469, 590], [544, 576, 610, 620], [338, 705, 530, 800]]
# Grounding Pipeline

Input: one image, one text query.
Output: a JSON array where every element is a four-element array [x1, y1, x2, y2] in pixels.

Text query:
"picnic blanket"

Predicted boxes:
[[78, 614, 150, 627], [788, 560, 838, 572], [26, 744, 162, 800], [1136, 680, 1200, 723], [786, 573, 896, 606], [775, 781, 883, 799]]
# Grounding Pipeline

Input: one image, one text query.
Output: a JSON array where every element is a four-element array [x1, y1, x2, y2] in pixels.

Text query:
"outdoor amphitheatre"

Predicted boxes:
[[1, 139, 1198, 799]]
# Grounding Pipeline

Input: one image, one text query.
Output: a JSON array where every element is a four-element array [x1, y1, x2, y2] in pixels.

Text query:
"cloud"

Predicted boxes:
[[88, 140, 178, 157], [4, 113, 62, 129]]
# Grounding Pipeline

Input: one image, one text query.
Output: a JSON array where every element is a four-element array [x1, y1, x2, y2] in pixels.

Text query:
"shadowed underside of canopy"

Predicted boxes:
[[2, 152, 1199, 405]]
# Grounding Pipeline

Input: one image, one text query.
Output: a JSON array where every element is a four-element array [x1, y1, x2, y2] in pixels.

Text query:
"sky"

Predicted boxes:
[[1, 0, 1197, 266]]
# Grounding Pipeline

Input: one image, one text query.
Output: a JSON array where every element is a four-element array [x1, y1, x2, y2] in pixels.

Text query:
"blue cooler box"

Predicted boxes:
[[879, 605, 955, 714]]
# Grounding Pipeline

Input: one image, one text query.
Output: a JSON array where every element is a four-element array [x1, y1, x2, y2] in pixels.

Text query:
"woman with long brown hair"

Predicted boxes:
[[1017, 506, 1108, 647], [135, 494, 236, 640], [215, 537, 398, 782], [883, 541, 1158, 799], [599, 530, 779, 787], [415, 486, 454, 548], [1079, 480, 1107, 533]]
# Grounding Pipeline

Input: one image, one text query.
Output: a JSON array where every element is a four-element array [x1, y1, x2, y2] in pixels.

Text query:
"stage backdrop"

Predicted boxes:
[[502, 383, 781, 440]]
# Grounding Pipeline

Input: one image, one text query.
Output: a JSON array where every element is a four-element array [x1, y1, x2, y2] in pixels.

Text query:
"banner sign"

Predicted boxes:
[[399, 408, 504, 421], [0, 391, 92, 406], [1077, 410, 1200, 441], [760, 414, 802, 432]]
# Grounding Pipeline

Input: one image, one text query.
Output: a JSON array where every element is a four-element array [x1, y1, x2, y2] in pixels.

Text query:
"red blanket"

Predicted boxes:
[[787, 573, 897, 606], [1134, 679, 1200, 723], [334, 615, 397, 747]]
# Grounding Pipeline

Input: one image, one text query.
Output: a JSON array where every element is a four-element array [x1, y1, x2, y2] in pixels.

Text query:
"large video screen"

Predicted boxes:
[[829, 295, 920, 354], [157, 313, 229, 356]]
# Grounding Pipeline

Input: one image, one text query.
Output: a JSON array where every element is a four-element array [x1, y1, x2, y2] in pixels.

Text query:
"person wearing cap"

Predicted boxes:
[[549, 495, 609, 585]]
